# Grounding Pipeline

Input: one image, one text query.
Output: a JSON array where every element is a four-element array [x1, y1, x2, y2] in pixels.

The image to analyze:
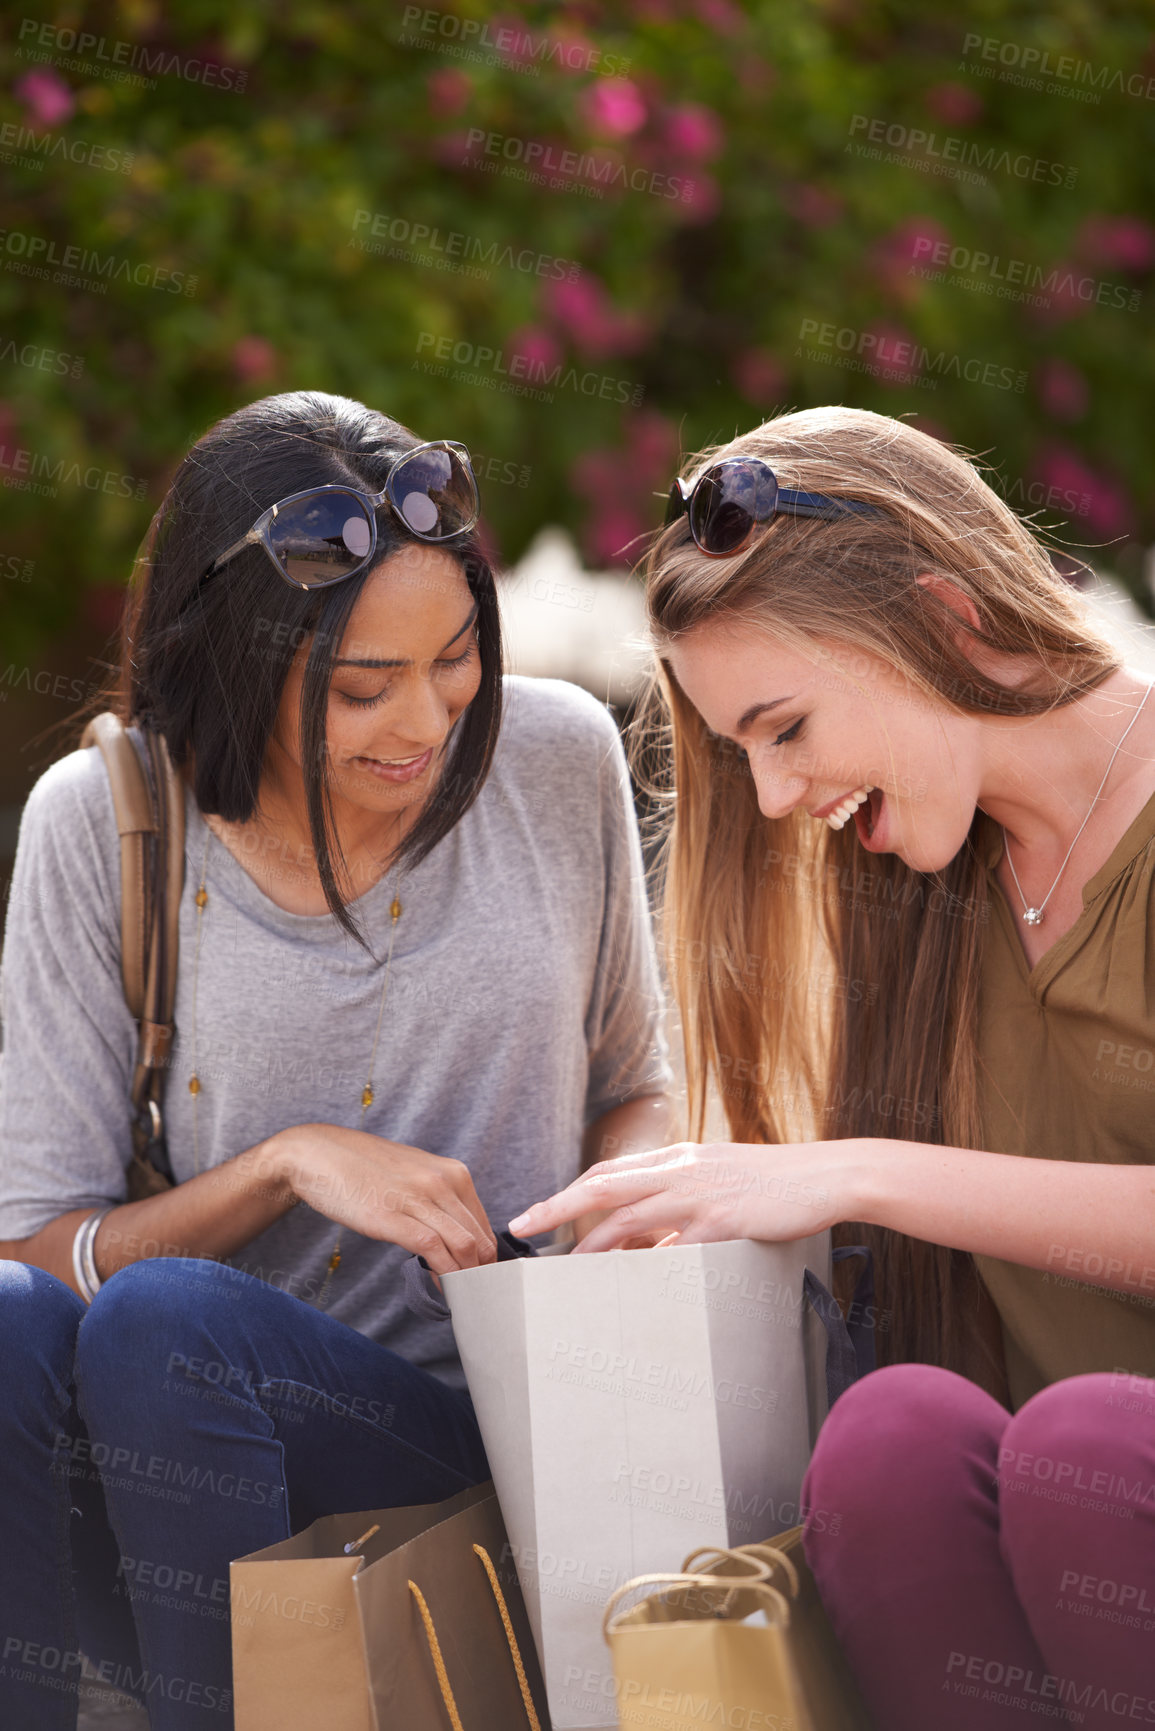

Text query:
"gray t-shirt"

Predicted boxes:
[[0, 676, 669, 1387]]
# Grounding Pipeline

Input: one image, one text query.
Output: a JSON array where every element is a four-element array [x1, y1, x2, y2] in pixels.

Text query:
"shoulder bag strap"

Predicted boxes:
[[80, 712, 185, 1170]]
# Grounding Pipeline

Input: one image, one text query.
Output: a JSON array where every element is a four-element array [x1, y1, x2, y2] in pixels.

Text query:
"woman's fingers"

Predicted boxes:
[[439, 1157, 499, 1255], [374, 1200, 492, 1275], [511, 1166, 675, 1236], [570, 1195, 690, 1255]]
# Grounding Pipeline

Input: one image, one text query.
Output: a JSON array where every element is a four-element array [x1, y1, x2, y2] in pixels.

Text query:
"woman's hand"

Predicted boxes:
[[510, 1139, 870, 1253], [262, 1123, 498, 1274]]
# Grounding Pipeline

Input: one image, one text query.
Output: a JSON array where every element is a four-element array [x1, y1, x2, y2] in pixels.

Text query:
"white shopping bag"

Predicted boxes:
[[419, 1235, 839, 1731]]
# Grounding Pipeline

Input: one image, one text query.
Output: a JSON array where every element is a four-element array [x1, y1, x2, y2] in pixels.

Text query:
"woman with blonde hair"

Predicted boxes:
[[514, 406, 1155, 1729]]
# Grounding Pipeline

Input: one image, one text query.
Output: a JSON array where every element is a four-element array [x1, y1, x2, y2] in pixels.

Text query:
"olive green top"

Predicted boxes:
[[974, 794, 1155, 1410]]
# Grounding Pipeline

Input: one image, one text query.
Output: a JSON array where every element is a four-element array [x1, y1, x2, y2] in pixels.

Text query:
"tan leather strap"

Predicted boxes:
[[80, 712, 155, 1017], [81, 713, 184, 1164]]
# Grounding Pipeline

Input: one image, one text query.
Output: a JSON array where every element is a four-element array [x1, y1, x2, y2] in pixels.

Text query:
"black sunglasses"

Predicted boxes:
[[666, 456, 875, 556], [203, 440, 480, 591]]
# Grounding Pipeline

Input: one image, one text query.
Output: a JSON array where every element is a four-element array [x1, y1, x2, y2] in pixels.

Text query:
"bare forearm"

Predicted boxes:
[[581, 1093, 671, 1172], [0, 1137, 296, 1297], [858, 1139, 1155, 1299]]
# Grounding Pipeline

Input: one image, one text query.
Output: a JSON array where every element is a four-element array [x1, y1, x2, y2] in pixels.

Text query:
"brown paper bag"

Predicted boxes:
[[603, 1529, 874, 1731], [231, 1479, 549, 1731]]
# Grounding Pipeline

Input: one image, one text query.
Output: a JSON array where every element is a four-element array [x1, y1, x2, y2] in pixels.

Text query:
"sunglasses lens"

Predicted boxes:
[[664, 480, 687, 527], [689, 461, 779, 555], [389, 444, 479, 542], [268, 491, 373, 587]]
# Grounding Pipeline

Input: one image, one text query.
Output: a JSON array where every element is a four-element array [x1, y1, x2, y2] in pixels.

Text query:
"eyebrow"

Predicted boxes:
[[332, 602, 479, 669], [734, 696, 793, 734]]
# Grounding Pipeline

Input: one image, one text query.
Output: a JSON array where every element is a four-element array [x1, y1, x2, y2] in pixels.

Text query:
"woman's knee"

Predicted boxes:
[[999, 1373, 1154, 1511], [805, 1362, 1005, 1511], [75, 1257, 245, 1403], [0, 1260, 83, 1399]]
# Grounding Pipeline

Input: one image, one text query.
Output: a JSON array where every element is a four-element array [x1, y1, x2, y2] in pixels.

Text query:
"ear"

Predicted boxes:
[[916, 571, 982, 635]]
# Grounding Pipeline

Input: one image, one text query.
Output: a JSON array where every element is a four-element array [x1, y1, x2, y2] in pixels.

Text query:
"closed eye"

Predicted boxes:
[[772, 718, 805, 747], [436, 642, 476, 674]]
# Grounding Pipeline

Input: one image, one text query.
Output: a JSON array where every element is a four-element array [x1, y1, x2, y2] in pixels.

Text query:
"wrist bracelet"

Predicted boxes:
[[71, 1208, 113, 1305]]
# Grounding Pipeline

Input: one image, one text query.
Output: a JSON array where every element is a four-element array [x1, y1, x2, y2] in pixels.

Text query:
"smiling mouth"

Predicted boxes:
[[354, 748, 434, 782], [815, 786, 873, 830]]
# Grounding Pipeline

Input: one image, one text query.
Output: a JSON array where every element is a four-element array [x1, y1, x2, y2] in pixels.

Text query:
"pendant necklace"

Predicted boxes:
[[1002, 682, 1151, 926], [188, 821, 404, 1307]]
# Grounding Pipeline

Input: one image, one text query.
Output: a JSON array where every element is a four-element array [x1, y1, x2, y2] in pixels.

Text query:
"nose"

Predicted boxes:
[[375, 670, 452, 755], [748, 755, 810, 821]]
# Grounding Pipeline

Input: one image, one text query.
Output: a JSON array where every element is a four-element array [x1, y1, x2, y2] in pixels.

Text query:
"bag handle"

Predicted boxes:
[[804, 1246, 875, 1411], [81, 713, 185, 1177], [602, 1571, 792, 1641], [409, 1543, 542, 1731], [681, 1542, 800, 1601]]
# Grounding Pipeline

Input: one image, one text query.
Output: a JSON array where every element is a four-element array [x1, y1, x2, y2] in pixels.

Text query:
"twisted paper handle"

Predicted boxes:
[[408, 1543, 542, 1731]]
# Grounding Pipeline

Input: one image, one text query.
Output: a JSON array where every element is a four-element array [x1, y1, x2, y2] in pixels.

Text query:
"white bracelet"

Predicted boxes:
[[71, 1208, 112, 1305]]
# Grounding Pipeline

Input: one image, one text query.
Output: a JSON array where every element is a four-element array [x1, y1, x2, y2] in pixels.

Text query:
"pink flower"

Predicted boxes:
[[571, 413, 681, 564], [1036, 358, 1089, 422], [1076, 215, 1155, 273], [427, 69, 472, 118], [232, 337, 277, 383], [487, 14, 538, 72], [508, 326, 563, 371], [435, 128, 482, 168], [587, 505, 648, 565], [874, 217, 951, 304], [1032, 446, 1133, 539], [14, 68, 74, 127], [663, 104, 723, 160], [924, 83, 983, 127], [785, 183, 844, 229], [863, 323, 922, 387], [545, 276, 648, 356], [581, 78, 647, 137], [693, 0, 745, 31], [626, 410, 680, 478], [674, 172, 721, 225], [732, 349, 786, 405]]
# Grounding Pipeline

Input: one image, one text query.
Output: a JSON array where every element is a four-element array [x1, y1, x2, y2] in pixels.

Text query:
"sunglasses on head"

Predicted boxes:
[[665, 456, 875, 557], [203, 440, 481, 591]]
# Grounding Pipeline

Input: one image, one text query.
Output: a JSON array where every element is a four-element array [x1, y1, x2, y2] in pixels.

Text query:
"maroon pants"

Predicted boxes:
[[802, 1365, 1155, 1730]]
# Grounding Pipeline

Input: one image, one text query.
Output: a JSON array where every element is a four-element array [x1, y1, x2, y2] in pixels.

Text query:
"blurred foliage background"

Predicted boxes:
[[1, 0, 1154, 677]]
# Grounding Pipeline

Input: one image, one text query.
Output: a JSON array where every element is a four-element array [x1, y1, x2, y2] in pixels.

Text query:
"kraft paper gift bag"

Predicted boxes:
[[603, 1533, 875, 1731], [407, 1234, 861, 1730], [230, 1479, 549, 1731]]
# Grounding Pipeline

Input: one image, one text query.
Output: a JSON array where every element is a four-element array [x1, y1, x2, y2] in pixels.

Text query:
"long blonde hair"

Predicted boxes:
[[642, 406, 1119, 1375]]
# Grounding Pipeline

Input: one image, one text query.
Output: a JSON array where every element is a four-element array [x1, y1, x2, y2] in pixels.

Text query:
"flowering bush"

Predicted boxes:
[[1, 0, 1152, 660]]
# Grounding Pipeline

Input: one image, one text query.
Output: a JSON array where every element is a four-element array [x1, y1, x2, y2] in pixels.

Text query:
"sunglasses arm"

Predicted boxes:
[[206, 524, 265, 578], [777, 487, 872, 520]]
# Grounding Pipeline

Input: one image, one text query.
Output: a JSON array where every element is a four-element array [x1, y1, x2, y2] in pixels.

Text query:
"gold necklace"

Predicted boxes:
[[188, 822, 404, 1308]]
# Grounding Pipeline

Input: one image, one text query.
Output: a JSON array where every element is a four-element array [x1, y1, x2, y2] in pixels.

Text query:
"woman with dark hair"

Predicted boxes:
[[518, 406, 1155, 1731], [0, 391, 669, 1729]]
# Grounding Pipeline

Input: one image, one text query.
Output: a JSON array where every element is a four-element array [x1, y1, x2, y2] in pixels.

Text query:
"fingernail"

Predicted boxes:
[[508, 1213, 530, 1232]]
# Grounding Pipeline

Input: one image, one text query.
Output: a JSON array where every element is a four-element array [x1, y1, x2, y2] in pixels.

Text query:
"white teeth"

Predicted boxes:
[[825, 786, 873, 830]]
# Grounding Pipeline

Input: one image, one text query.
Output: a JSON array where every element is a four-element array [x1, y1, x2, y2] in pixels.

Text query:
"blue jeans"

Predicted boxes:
[[0, 1257, 488, 1730]]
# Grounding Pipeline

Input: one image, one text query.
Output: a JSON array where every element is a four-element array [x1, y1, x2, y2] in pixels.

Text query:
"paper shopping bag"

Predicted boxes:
[[230, 1479, 549, 1731], [604, 1531, 875, 1731], [422, 1235, 846, 1729]]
